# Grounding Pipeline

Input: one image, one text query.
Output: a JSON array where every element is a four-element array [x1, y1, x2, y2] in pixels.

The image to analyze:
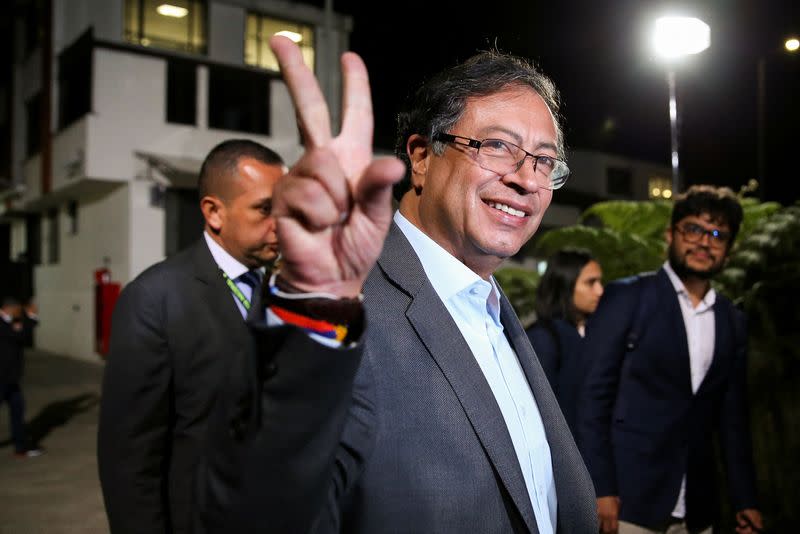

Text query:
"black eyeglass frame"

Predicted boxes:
[[433, 132, 570, 190], [674, 222, 732, 247]]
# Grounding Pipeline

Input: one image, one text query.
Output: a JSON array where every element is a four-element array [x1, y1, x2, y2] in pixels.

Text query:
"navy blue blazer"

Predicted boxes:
[[576, 268, 758, 530], [526, 319, 587, 435]]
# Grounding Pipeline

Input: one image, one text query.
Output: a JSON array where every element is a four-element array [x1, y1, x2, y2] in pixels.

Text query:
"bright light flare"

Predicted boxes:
[[156, 4, 189, 18], [785, 38, 800, 52], [653, 16, 710, 59]]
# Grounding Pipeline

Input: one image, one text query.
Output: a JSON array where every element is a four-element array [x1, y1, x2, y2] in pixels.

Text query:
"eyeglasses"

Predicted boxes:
[[433, 133, 570, 190], [674, 222, 731, 247]]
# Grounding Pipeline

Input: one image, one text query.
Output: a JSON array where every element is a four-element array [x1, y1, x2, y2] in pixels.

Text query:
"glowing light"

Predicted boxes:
[[652, 187, 662, 197], [275, 30, 302, 43], [786, 38, 800, 52], [156, 4, 189, 18], [653, 16, 710, 59], [662, 189, 673, 199]]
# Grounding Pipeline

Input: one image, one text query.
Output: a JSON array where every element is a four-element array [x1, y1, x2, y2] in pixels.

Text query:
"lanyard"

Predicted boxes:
[[220, 270, 251, 311]]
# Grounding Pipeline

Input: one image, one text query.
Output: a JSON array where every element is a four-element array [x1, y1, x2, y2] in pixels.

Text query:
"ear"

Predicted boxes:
[[664, 226, 673, 247], [407, 134, 430, 193], [201, 195, 225, 233]]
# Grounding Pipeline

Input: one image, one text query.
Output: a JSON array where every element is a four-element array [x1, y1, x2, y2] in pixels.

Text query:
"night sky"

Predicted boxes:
[[308, 0, 799, 204]]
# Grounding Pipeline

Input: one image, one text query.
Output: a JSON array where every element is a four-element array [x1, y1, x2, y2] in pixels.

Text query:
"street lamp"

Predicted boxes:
[[652, 16, 711, 197]]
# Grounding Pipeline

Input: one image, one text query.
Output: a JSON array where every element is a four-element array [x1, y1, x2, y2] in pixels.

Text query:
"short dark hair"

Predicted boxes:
[[671, 185, 743, 243], [393, 49, 564, 200], [198, 139, 285, 200], [1, 296, 21, 309], [534, 248, 595, 326]]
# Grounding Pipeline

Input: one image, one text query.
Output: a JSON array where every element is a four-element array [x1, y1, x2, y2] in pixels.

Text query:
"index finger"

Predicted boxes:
[[270, 35, 331, 147]]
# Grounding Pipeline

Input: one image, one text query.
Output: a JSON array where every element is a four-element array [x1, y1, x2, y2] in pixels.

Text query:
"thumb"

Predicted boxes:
[[354, 157, 406, 221]]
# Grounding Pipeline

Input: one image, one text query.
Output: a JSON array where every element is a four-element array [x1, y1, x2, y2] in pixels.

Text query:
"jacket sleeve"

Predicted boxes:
[[575, 280, 639, 498], [97, 279, 172, 533], [195, 320, 366, 534], [718, 307, 759, 511]]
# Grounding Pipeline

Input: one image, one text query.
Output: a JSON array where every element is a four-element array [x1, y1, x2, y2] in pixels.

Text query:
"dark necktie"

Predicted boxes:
[[238, 270, 263, 319]]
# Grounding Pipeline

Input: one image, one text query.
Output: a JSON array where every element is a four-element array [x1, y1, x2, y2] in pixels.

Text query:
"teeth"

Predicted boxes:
[[488, 202, 526, 218]]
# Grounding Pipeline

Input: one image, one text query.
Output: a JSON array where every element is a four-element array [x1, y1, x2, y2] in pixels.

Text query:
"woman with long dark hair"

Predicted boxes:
[[526, 248, 603, 433]]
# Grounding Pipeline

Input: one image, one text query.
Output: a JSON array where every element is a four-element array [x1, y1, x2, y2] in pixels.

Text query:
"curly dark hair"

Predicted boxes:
[[671, 185, 743, 243]]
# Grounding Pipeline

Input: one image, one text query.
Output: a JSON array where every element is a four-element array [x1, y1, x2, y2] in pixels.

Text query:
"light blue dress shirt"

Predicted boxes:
[[204, 232, 262, 319], [394, 212, 557, 533]]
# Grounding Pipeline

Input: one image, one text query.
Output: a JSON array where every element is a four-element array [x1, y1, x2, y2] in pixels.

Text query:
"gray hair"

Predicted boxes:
[[393, 49, 564, 199]]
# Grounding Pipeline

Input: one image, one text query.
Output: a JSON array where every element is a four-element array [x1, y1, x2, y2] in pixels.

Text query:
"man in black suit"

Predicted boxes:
[[97, 139, 285, 534], [197, 37, 597, 533], [578, 185, 763, 534], [0, 296, 42, 458]]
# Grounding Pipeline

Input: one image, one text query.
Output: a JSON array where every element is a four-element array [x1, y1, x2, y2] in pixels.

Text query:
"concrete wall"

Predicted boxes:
[[34, 183, 129, 361]]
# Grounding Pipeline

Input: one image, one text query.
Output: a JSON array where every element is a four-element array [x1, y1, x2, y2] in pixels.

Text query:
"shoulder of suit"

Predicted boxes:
[[125, 240, 203, 290]]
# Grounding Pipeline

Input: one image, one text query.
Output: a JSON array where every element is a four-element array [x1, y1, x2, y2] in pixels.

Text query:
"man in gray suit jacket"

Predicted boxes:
[[98, 139, 285, 534], [198, 37, 597, 533]]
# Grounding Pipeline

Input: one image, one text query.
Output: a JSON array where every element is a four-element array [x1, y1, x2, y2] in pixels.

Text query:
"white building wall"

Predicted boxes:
[[34, 184, 129, 361], [10, 220, 27, 261]]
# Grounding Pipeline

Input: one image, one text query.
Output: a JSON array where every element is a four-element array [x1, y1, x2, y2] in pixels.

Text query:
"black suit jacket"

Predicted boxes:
[[197, 224, 597, 533], [0, 318, 25, 386], [98, 238, 252, 534], [577, 268, 758, 530]]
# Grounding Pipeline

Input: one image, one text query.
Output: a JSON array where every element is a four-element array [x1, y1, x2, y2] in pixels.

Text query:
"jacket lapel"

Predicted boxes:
[[189, 238, 250, 344], [656, 269, 693, 393], [377, 224, 539, 533]]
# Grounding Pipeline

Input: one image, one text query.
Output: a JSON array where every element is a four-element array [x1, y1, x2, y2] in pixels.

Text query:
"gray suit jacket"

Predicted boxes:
[[198, 223, 597, 533]]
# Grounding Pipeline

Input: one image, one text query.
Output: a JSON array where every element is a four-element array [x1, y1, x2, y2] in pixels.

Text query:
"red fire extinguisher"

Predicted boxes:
[[94, 267, 121, 358]]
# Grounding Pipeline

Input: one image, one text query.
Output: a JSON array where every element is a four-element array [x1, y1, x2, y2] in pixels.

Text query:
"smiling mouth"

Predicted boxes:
[[486, 201, 528, 218]]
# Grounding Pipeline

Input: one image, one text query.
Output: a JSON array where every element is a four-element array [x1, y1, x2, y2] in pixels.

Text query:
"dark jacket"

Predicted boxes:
[[98, 239, 252, 534], [577, 268, 758, 530], [197, 223, 598, 533], [526, 318, 587, 434]]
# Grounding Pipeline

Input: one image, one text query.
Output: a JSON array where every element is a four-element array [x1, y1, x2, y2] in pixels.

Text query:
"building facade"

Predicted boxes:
[[0, 0, 351, 361]]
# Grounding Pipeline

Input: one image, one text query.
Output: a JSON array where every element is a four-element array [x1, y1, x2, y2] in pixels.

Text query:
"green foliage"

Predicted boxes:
[[500, 197, 799, 530], [533, 225, 663, 284]]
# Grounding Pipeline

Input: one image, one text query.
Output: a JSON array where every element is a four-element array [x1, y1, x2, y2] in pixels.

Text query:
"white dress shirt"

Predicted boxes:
[[204, 232, 262, 319], [395, 212, 557, 534], [663, 261, 716, 518]]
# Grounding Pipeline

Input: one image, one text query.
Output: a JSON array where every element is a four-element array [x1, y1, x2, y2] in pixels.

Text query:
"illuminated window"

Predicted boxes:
[[124, 0, 207, 54], [648, 176, 673, 199], [244, 13, 314, 72]]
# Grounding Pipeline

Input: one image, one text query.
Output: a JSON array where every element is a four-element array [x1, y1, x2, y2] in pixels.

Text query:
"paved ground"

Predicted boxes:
[[0, 349, 109, 534]]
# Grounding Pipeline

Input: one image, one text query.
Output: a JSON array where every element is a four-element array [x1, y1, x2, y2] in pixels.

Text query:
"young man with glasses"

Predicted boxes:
[[197, 37, 597, 533], [577, 185, 763, 534]]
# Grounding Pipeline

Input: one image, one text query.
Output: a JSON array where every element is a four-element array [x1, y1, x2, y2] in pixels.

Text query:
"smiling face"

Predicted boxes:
[[401, 85, 557, 279], [666, 213, 731, 280]]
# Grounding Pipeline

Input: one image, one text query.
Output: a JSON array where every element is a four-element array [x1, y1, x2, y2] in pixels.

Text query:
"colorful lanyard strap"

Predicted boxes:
[[220, 270, 251, 311]]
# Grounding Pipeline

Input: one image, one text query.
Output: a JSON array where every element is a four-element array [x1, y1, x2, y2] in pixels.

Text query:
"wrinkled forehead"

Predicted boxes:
[[458, 87, 557, 139]]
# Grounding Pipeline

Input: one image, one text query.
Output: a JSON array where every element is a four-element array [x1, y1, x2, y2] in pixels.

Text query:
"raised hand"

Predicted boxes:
[[269, 36, 405, 298]]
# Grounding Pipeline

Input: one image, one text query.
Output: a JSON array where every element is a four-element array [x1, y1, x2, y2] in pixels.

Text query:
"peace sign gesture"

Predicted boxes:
[[269, 36, 405, 298]]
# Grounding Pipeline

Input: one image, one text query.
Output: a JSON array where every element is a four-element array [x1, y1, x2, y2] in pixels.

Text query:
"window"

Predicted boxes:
[[245, 13, 314, 72], [648, 176, 673, 200], [124, 0, 207, 54], [208, 65, 270, 134], [166, 59, 196, 125], [25, 214, 41, 266], [25, 93, 41, 157], [606, 166, 632, 197], [165, 188, 203, 256], [58, 31, 92, 130], [67, 200, 79, 235]]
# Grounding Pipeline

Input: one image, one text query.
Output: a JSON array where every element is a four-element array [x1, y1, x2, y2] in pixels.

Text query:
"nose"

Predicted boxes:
[[501, 157, 542, 194]]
